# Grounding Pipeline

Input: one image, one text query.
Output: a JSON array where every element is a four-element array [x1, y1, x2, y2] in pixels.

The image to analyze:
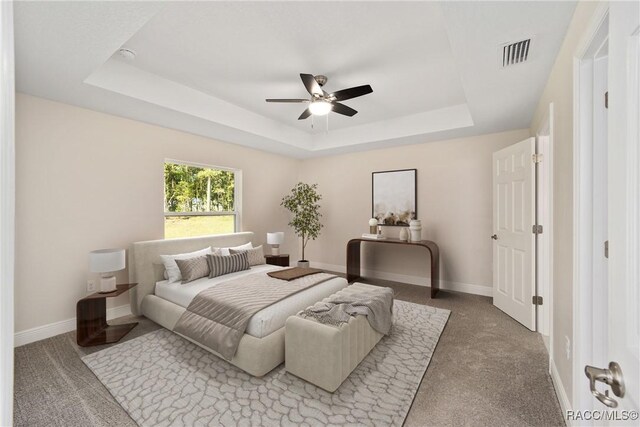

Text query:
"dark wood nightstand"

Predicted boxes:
[[76, 283, 138, 347], [265, 254, 290, 267]]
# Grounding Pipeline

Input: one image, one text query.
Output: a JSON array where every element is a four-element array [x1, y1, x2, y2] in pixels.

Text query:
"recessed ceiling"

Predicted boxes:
[[14, 1, 576, 158]]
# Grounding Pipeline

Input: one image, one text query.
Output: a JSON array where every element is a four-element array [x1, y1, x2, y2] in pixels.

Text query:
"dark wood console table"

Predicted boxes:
[[346, 238, 440, 298], [76, 283, 138, 347]]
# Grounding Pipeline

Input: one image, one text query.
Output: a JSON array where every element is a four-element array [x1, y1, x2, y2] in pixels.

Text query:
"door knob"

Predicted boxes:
[[491, 234, 498, 240], [584, 361, 625, 408]]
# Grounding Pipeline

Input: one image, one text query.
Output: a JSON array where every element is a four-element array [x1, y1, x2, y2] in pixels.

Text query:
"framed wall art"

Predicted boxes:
[[371, 169, 417, 226]]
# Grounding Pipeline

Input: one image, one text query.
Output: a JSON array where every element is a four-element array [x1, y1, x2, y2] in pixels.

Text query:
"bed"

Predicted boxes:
[[129, 232, 347, 377]]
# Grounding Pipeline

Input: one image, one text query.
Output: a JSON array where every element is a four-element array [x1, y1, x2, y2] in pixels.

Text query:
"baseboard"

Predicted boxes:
[[549, 358, 571, 425], [107, 304, 133, 320], [309, 261, 493, 297], [14, 304, 132, 347], [310, 261, 346, 274]]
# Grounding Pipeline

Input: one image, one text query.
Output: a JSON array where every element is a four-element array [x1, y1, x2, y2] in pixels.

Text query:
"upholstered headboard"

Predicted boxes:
[[128, 232, 254, 315]]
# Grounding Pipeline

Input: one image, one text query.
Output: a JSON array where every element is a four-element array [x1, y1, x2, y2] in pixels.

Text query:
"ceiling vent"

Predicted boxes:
[[500, 38, 532, 68]]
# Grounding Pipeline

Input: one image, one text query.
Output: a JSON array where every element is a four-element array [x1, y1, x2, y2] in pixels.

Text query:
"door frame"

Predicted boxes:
[[572, 2, 610, 415], [536, 102, 554, 345], [0, 1, 15, 425]]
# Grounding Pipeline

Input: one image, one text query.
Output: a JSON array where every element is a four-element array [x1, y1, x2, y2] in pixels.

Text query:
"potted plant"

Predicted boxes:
[[281, 182, 323, 268]]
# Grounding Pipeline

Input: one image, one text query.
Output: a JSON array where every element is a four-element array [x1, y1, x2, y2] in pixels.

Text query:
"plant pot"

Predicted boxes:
[[297, 260, 310, 268]]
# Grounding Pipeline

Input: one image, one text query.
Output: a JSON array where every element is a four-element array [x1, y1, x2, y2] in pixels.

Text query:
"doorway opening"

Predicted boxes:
[[572, 7, 609, 416], [491, 120, 554, 337]]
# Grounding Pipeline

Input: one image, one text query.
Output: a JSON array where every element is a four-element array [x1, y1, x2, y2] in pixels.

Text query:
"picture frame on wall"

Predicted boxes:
[[372, 169, 417, 226]]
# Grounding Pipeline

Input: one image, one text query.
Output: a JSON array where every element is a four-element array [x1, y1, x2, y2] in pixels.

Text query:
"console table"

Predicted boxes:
[[346, 238, 440, 298]]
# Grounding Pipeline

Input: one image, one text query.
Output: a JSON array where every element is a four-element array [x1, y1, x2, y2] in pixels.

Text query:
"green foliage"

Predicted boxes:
[[281, 182, 323, 261], [164, 163, 235, 213]]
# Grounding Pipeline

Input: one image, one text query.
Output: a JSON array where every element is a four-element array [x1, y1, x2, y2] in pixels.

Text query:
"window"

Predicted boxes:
[[164, 161, 240, 238]]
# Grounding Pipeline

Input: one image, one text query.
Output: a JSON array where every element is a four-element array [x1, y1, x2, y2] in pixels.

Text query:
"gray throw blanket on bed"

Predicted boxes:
[[174, 271, 337, 360], [300, 286, 394, 335]]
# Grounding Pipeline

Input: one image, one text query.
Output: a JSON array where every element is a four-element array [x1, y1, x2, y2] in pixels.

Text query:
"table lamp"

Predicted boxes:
[[89, 248, 125, 293], [267, 232, 284, 255]]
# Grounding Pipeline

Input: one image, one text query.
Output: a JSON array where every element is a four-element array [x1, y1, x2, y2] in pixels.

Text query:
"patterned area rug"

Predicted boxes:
[[82, 300, 450, 426]]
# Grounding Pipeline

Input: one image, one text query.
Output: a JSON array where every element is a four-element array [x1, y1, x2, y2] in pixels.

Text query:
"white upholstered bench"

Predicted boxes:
[[284, 282, 390, 392]]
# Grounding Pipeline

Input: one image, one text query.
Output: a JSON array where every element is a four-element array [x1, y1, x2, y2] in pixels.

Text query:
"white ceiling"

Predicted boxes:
[[14, 1, 576, 158]]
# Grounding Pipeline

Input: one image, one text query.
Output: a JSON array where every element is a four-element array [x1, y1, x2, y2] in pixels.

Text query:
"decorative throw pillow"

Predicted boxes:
[[160, 247, 213, 283], [214, 242, 253, 256], [207, 252, 250, 278], [175, 256, 210, 284], [229, 245, 266, 267]]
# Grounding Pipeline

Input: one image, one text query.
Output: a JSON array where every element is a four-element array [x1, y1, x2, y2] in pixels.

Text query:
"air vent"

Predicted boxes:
[[501, 38, 532, 68]]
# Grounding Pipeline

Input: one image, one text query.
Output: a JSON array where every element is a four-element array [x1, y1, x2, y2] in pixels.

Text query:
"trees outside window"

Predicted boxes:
[[164, 161, 240, 238]]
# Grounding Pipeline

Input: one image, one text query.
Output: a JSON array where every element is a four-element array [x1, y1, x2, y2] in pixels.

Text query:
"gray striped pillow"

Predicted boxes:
[[207, 252, 250, 278], [229, 245, 266, 266], [175, 256, 210, 284]]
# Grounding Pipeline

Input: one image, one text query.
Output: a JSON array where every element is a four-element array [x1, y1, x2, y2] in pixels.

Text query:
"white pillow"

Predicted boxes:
[[160, 247, 213, 283], [215, 242, 253, 256]]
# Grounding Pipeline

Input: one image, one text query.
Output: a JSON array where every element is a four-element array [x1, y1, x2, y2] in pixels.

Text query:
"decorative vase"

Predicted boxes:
[[297, 260, 310, 268], [369, 218, 378, 234], [399, 227, 409, 242], [409, 220, 422, 242]]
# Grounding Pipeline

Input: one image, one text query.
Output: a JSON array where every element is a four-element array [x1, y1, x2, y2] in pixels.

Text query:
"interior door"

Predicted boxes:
[[596, 0, 640, 413], [492, 137, 536, 330]]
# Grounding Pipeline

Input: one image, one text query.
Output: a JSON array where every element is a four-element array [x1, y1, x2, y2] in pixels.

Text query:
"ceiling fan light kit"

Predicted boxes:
[[308, 100, 332, 116], [266, 73, 373, 121]]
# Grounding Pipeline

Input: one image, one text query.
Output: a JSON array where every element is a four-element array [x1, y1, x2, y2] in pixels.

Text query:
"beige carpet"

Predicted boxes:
[[14, 279, 565, 426]]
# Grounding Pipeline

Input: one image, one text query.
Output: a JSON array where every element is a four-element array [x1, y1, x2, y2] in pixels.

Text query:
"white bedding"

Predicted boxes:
[[155, 265, 347, 338]]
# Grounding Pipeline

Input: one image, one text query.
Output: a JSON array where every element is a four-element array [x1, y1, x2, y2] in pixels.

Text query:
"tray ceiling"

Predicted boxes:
[[14, 1, 576, 158]]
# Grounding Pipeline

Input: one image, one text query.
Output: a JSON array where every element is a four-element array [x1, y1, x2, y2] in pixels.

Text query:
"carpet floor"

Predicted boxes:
[[14, 279, 565, 426]]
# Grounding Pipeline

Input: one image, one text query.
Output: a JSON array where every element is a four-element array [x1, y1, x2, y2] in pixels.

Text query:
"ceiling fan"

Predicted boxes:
[[266, 74, 373, 120]]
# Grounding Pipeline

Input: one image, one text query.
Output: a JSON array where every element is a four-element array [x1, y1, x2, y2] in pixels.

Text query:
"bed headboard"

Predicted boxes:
[[128, 232, 254, 315]]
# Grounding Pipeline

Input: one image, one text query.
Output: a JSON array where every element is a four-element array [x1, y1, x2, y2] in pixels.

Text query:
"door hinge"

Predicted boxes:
[[605, 91, 608, 109], [532, 224, 543, 234], [532, 296, 543, 305], [605, 240, 609, 258], [532, 153, 543, 163]]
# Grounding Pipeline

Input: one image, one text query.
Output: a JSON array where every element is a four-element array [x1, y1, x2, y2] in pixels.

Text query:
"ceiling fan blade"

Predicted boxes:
[[300, 73, 324, 96], [298, 108, 312, 120], [331, 85, 373, 102], [332, 102, 358, 117], [265, 99, 309, 103]]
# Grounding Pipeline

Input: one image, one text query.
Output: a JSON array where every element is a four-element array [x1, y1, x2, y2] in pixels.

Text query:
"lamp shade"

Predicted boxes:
[[89, 248, 125, 273], [267, 232, 284, 245]]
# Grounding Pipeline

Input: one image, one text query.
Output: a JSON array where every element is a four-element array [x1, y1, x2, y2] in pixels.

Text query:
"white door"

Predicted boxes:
[[492, 137, 536, 330], [593, 0, 640, 413]]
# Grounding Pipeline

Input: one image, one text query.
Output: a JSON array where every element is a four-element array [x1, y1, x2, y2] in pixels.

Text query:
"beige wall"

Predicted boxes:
[[15, 92, 530, 334], [299, 129, 530, 292], [529, 0, 601, 405], [15, 94, 300, 332]]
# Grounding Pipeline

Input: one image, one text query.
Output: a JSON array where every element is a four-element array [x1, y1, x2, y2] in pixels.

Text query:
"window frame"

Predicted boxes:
[[163, 159, 242, 235]]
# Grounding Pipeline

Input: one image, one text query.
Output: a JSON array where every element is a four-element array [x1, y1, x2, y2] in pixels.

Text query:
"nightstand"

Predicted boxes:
[[265, 254, 290, 267], [76, 283, 138, 347]]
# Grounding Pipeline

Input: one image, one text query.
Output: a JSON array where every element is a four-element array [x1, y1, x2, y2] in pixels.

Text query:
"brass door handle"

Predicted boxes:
[[584, 362, 625, 408], [491, 234, 498, 240]]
